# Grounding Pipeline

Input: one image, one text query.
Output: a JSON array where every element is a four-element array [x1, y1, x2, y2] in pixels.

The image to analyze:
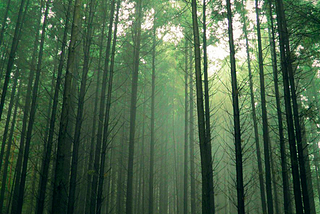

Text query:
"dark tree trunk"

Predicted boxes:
[[125, 0, 142, 213], [51, 0, 82, 211], [274, 0, 304, 213], [96, 1, 120, 212], [35, 0, 72, 213], [267, 1, 292, 213], [191, 0, 214, 213], [241, 2, 267, 213], [0, 68, 19, 172], [0, 0, 11, 46], [67, 0, 95, 212], [90, 0, 115, 212], [0, 0, 28, 121], [15, 1, 50, 212], [255, 1, 274, 213], [0, 79, 21, 213], [226, 0, 245, 213]]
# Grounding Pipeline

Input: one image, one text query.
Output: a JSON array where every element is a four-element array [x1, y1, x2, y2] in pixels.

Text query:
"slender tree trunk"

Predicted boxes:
[[0, 68, 19, 172], [51, 0, 82, 211], [125, 0, 142, 213], [148, 16, 156, 214], [189, 47, 196, 214], [96, 1, 120, 212], [67, 0, 95, 212], [241, 2, 267, 213], [183, 37, 189, 214], [0, 80, 21, 213], [226, 0, 245, 213], [274, 0, 304, 213], [0, 0, 28, 121], [255, 1, 274, 213], [90, 1, 116, 212], [10, 1, 41, 211], [35, 0, 72, 213], [191, 0, 215, 213], [267, 1, 292, 213]]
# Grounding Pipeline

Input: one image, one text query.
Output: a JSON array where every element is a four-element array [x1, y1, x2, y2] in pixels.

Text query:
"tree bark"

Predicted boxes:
[[51, 0, 82, 211], [255, 1, 274, 213], [125, 0, 142, 213], [226, 0, 245, 213]]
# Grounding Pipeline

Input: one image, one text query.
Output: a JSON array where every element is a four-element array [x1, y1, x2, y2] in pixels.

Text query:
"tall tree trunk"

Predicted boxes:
[[10, 1, 42, 211], [96, 1, 120, 212], [191, 0, 214, 213], [84, 2, 107, 212], [0, 79, 21, 213], [226, 0, 245, 213], [202, 2, 215, 211], [0, 68, 19, 172], [67, 0, 95, 212], [125, 0, 142, 213], [89, 0, 115, 212], [241, 2, 267, 213], [148, 15, 156, 214], [35, 0, 72, 213], [14, 1, 50, 212], [274, 0, 304, 213], [183, 37, 189, 214], [267, 1, 292, 213], [51, 0, 82, 211], [255, 1, 274, 213], [189, 47, 196, 214], [0, 0, 28, 121]]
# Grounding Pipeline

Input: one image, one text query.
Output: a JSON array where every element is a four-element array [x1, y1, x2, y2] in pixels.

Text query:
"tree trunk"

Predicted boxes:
[[255, 1, 274, 213], [0, 0, 28, 121], [148, 15, 156, 214], [51, 0, 82, 211], [96, 1, 120, 212], [226, 0, 245, 213], [267, 1, 292, 212], [125, 0, 142, 213], [89, 0, 115, 212], [0, 0, 11, 47], [274, 0, 304, 213], [183, 36, 189, 214], [0, 68, 19, 172], [35, 0, 72, 213], [191, 0, 215, 213], [242, 2, 267, 213], [0, 80, 21, 213]]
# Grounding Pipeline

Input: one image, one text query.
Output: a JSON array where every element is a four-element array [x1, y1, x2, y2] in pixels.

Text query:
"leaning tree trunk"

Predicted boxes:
[[226, 0, 245, 213], [51, 0, 82, 212]]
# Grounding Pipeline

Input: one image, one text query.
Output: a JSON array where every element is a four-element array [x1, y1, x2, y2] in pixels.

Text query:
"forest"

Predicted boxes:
[[0, 0, 320, 213]]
